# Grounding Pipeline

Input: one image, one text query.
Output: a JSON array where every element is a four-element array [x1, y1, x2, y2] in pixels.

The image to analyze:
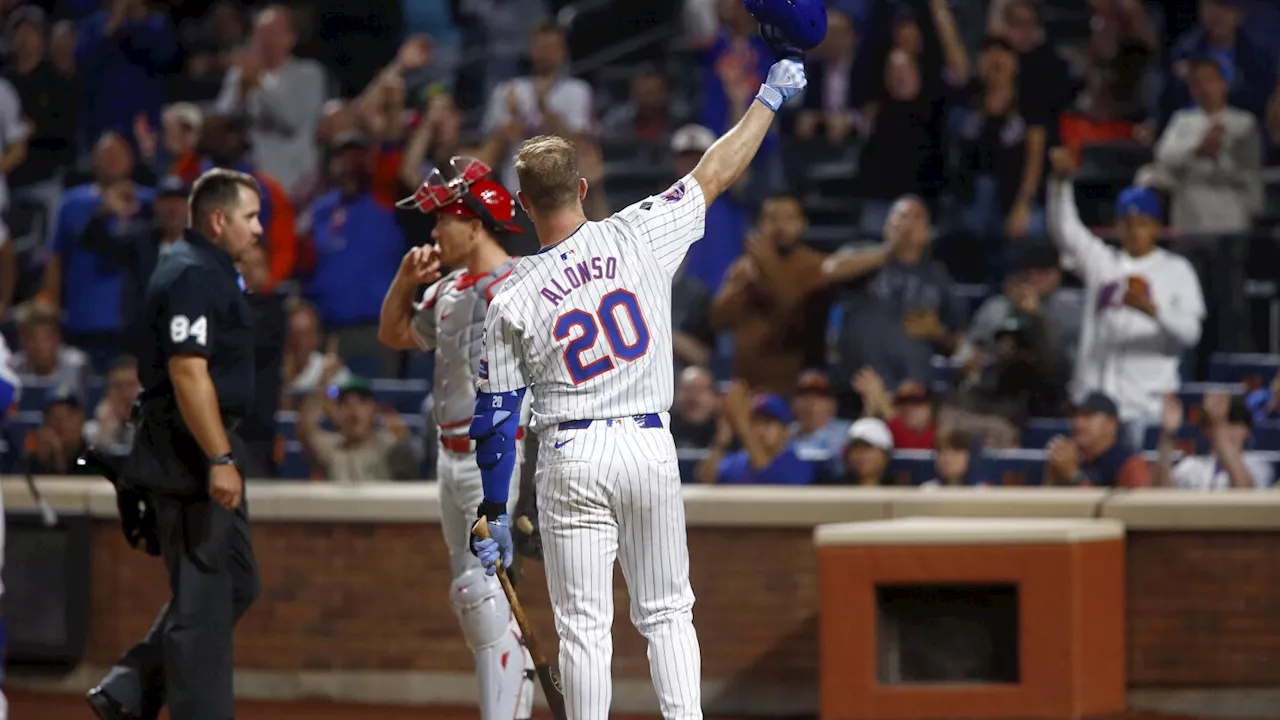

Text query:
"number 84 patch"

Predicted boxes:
[[170, 315, 209, 346]]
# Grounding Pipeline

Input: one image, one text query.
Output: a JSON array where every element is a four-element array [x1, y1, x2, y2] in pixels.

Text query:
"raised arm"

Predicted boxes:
[[692, 59, 807, 206], [1045, 147, 1116, 283], [378, 246, 442, 351]]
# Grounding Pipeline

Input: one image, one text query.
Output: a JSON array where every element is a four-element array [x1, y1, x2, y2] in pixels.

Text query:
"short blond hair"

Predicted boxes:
[[514, 135, 580, 214]]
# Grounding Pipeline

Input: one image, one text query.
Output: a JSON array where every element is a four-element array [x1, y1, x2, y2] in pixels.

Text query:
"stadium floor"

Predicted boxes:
[[5, 690, 1207, 719]]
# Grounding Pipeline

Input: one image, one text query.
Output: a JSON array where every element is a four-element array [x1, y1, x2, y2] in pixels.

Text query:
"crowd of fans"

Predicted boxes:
[[1, 0, 1278, 492]]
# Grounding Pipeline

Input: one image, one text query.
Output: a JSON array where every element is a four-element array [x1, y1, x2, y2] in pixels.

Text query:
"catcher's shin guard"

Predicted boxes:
[[451, 567, 535, 720]]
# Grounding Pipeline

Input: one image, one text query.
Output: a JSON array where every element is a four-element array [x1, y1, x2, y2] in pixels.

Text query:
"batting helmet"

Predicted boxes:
[[396, 156, 524, 234], [742, 0, 828, 52]]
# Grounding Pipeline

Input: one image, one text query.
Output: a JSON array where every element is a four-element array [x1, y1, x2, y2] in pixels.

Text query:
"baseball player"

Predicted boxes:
[[467, 58, 808, 718], [377, 157, 535, 720]]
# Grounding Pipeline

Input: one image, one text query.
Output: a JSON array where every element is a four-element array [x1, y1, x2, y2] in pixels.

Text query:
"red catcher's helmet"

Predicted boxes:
[[396, 156, 524, 234]]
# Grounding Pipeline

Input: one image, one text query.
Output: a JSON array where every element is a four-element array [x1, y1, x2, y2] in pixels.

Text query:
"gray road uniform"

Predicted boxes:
[[410, 258, 534, 720]]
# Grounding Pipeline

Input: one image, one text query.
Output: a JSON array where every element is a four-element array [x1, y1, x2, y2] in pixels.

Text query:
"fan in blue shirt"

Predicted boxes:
[[717, 393, 818, 485]]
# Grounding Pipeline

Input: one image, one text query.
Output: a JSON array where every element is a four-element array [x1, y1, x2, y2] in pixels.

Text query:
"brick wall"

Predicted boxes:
[[85, 520, 1278, 688]]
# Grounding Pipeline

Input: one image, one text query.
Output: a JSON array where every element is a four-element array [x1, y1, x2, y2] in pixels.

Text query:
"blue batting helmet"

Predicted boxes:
[[742, 0, 828, 51]]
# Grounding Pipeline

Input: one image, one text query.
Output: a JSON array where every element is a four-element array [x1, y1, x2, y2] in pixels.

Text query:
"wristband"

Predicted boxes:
[[755, 84, 784, 113], [209, 452, 235, 466]]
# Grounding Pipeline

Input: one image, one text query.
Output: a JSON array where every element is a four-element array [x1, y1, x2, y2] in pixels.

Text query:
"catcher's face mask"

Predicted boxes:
[[396, 156, 493, 216]]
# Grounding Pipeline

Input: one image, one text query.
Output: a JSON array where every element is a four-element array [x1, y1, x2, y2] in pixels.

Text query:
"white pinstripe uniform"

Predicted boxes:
[[477, 174, 707, 720], [411, 258, 537, 720]]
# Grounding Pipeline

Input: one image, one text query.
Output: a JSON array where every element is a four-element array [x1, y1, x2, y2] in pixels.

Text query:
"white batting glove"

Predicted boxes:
[[755, 59, 807, 113]]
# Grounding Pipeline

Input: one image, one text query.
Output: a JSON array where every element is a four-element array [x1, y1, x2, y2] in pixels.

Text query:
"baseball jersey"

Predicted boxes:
[[477, 173, 708, 431], [412, 258, 519, 432]]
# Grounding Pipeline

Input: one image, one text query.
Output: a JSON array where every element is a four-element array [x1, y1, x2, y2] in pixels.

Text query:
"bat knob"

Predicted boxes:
[[472, 516, 492, 540]]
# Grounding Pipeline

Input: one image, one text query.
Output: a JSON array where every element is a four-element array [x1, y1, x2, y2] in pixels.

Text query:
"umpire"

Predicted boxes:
[[87, 168, 264, 720]]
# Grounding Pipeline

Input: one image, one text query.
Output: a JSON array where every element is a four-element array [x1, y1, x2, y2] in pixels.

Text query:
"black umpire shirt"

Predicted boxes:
[[125, 229, 255, 495]]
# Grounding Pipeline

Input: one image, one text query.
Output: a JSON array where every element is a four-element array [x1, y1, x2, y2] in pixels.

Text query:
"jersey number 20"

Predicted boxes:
[[554, 289, 651, 385]]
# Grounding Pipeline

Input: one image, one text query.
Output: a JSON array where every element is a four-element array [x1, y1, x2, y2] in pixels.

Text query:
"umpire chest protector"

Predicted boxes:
[[126, 229, 256, 495]]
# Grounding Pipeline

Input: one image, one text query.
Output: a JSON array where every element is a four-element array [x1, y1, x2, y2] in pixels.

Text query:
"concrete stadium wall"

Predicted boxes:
[[6, 479, 1280, 717]]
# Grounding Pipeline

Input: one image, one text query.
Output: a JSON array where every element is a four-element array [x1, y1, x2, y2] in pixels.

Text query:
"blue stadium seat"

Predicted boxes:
[[370, 378, 430, 414], [978, 449, 1050, 486], [1255, 420, 1280, 452], [1022, 418, 1071, 449], [344, 354, 384, 381], [404, 351, 435, 387], [1141, 424, 1207, 454], [17, 382, 50, 412], [1178, 382, 1245, 406], [930, 355, 960, 390], [1207, 353, 1280, 387], [888, 450, 933, 485], [278, 441, 310, 479]]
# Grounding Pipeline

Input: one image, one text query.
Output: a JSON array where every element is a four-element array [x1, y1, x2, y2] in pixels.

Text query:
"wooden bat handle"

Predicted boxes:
[[471, 517, 567, 720]]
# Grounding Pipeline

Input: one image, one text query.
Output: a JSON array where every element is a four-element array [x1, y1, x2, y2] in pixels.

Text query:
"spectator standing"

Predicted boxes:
[[698, 385, 818, 485], [699, 0, 782, 196], [82, 355, 141, 459], [298, 376, 418, 482], [824, 196, 963, 409], [600, 66, 690, 141], [74, 174, 189, 324], [709, 194, 828, 394], [1156, 392, 1273, 489], [1162, 0, 1277, 140], [948, 36, 1048, 280], [40, 133, 154, 368], [75, 0, 177, 153], [672, 268, 716, 374], [669, 124, 749, 296], [1047, 147, 1205, 443], [1043, 392, 1151, 487], [481, 22, 594, 191], [791, 369, 852, 482], [6, 6, 77, 255], [302, 132, 407, 377], [991, 0, 1073, 146], [8, 301, 91, 398], [855, 0, 970, 232], [458, 0, 550, 100], [794, 8, 860, 147], [670, 366, 720, 450], [832, 417, 894, 486], [215, 5, 327, 198], [1154, 55, 1263, 236], [176, 113, 297, 292]]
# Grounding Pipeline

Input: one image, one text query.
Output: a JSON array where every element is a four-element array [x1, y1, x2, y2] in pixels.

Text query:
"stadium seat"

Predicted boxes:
[[1207, 353, 1280, 387], [370, 378, 430, 414], [1255, 420, 1280, 450], [1022, 418, 1071, 449], [278, 441, 311, 479], [343, 354, 384, 381], [1141, 424, 1207, 454], [404, 351, 435, 388], [980, 449, 1050, 486]]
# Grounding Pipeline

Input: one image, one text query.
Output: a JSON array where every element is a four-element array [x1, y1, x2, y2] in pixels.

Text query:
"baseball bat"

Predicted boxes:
[[473, 516, 567, 720], [23, 468, 58, 527]]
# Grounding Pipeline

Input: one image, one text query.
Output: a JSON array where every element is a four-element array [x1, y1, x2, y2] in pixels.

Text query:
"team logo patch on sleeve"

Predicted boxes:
[[660, 181, 686, 203]]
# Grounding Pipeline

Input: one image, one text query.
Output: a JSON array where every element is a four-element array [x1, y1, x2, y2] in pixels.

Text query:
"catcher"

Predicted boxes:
[[378, 157, 540, 720]]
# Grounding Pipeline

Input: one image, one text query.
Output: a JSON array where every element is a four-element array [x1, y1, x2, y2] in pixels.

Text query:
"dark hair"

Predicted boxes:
[[938, 428, 973, 452], [757, 192, 804, 221], [531, 20, 562, 37], [110, 354, 138, 373], [189, 168, 261, 229]]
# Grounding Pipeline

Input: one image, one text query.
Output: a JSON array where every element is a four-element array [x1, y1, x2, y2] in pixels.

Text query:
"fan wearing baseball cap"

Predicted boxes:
[[835, 417, 894, 486], [1043, 392, 1151, 488], [1047, 147, 1205, 443], [696, 382, 819, 485], [790, 369, 852, 482]]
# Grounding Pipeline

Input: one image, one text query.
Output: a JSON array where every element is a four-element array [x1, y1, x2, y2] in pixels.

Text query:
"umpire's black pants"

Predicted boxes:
[[100, 492, 260, 720]]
